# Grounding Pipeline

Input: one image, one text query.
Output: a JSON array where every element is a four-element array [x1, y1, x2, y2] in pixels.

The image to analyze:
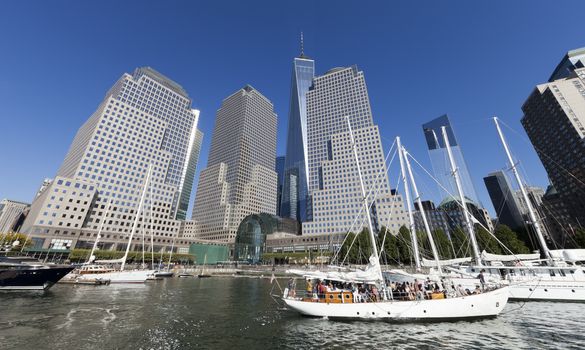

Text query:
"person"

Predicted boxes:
[[477, 269, 486, 290], [287, 278, 296, 297], [474, 286, 482, 294], [306, 279, 313, 297]]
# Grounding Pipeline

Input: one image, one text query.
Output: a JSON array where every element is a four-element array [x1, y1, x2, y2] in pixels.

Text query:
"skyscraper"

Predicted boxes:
[[522, 47, 585, 239], [483, 171, 525, 231], [191, 85, 278, 242], [302, 66, 408, 235], [0, 199, 30, 233], [280, 47, 315, 222], [22, 67, 203, 252], [422, 115, 481, 206], [275, 156, 285, 217]]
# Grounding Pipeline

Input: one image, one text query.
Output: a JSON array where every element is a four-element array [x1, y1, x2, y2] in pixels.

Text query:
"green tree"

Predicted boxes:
[[0, 232, 32, 252], [379, 228, 399, 263], [574, 229, 585, 249], [396, 226, 413, 265], [432, 229, 454, 260], [493, 224, 530, 254], [476, 226, 503, 254], [450, 227, 469, 258]]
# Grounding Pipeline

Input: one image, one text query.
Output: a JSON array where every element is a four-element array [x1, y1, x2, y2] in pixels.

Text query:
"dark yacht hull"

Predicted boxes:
[[0, 266, 75, 290]]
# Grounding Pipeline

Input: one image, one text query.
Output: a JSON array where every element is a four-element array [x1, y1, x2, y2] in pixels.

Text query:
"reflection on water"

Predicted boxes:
[[0, 278, 583, 349]]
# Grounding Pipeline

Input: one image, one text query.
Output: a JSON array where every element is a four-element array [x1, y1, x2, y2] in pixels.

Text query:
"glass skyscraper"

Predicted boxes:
[[280, 53, 315, 222], [422, 115, 481, 206]]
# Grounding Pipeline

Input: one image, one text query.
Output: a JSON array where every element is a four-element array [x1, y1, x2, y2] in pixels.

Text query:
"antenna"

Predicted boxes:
[[300, 32, 304, 57]]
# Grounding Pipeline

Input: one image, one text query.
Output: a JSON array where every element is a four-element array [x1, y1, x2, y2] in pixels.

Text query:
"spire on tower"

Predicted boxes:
[[300, 32, 305, 57]]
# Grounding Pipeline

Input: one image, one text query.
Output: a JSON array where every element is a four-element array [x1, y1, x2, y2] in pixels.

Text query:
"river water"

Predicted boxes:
[[0, 277, 583, 349]]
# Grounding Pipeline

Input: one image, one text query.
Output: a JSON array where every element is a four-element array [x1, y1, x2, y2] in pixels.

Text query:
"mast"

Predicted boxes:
[[149, 176, 155, 270], [87, 198, 112, 264], [396, 137, 421, 271], [493, 117, 553, 264], [402, 145, 442, 273], [121, 163, 153, 271], [440, 126, 482, 265], [346, 116, 383, 282]]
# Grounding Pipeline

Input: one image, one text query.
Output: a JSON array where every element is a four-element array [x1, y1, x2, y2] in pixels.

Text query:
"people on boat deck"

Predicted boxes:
[[287, 278, 296, 297], [478, 269, 486, 290]]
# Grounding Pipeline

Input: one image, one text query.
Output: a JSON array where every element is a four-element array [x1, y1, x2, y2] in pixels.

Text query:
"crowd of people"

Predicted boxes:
[[287, 269, 490, 302]]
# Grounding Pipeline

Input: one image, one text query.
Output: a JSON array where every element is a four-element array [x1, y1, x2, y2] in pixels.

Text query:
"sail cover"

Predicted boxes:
[[287, 256, 383, 283], [550, 249, 585, 263], [481, 251, 539, 262], [94, 258, 126, 264], [421, 257, 472, 267]]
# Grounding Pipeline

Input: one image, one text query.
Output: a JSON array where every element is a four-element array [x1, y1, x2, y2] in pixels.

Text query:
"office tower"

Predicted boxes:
[[275, 156, 285, 217], [302, 66, 408, 236], [422, 115, 481, 205], [0, 199, 30, 233], [22, 67, 202, 252], [522, 47, 585, 238], [483, 171, 525, 231], [413, 200, 451, 236], [280, 47, 315, 222], [192, 85, 278, 242]]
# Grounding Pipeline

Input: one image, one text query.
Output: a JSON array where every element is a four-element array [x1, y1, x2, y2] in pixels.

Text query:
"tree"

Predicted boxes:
[[475, 226, 503, 254], [493, 224, 530, 254], [574, 229, 585, 249], [450, 227, 469, 258], [432, 229, 454, 260], [396, 226, 413, 265], [379, 228, 399, 263], [0, 232, 32, 252]]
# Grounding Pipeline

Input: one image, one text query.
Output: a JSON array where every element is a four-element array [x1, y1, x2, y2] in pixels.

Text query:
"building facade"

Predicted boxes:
[[483, 171, 525, 231], [521, 48, 585, 239], [191, 85, 278, 243], [422, 115, 481, 206], [302, 66, 408, 236], [0, 199, 30, 233], [21, 67, 202, 253], [275, 156, 285, 217], [413, 200, 451, 236], [280, 54, 315, 222]]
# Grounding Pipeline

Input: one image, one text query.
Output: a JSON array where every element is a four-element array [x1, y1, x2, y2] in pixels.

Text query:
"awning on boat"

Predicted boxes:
[[481, 250, 540, 262], [421, 257, 472, 267], [94, 258, 125, 264]]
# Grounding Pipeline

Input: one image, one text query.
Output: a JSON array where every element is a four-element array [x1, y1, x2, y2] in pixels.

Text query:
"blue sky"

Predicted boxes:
[[0, 0, 583, 217]]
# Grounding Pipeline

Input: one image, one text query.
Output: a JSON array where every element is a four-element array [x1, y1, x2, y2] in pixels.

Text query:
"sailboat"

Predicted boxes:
[[198, 254, 212, 278], [75, 164, 156, 283], [447, 117, 585, 301], [281, 118, 509, 320], [154, 248, 174, 278]]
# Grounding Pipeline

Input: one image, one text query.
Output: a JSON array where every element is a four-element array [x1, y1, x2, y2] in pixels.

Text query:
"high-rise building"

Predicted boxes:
[[483, 171, 525, 231], [302, 66, 408, 236], [275, 156, 285, 217], [521, 47, 585, 238], [280, 48, 315, 222], [422, 115, 481, 206], [22, 67, 202, 252], [191, 85, 278, 243], [413, 200, 451, 236], [0, 199, 30, 233]]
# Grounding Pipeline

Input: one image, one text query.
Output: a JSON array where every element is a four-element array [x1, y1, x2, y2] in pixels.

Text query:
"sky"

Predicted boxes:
[[0, 0, 584, 218]]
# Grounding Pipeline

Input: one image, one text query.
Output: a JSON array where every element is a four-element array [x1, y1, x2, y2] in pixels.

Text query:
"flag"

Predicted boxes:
[[270, 273, 275, 284]]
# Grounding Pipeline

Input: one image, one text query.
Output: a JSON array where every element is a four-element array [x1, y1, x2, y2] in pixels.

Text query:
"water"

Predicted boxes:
[[0, 277, 583, 349]]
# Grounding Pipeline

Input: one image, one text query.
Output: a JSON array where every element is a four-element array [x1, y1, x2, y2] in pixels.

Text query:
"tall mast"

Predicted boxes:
[[121, 163, 153, 271], [346, 116, 382, 281], [493, 117, 552, 264], [402, 145, 442, 273], [87, 198, 113, 264], [149, 176, 155, 270], [440, 126, 482, 265], [396, 137, 421, 271]]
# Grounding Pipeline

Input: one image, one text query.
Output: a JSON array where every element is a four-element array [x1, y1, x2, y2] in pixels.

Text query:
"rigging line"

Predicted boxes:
[[378, 166, 404, 256], [407, 151, 521, 258], [498, 119, 585, 191]]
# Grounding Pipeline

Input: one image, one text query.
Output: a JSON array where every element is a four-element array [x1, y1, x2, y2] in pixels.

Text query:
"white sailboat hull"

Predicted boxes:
[[79, 270, 155, 283], [507, 279, 585, 302], [283, 287, 509, 320]]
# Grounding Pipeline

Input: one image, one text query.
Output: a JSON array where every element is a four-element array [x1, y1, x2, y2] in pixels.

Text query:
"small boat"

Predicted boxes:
[[178, 273, 193, 278], [0, 255, 74, 291], [154, 271, 174, 278]]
